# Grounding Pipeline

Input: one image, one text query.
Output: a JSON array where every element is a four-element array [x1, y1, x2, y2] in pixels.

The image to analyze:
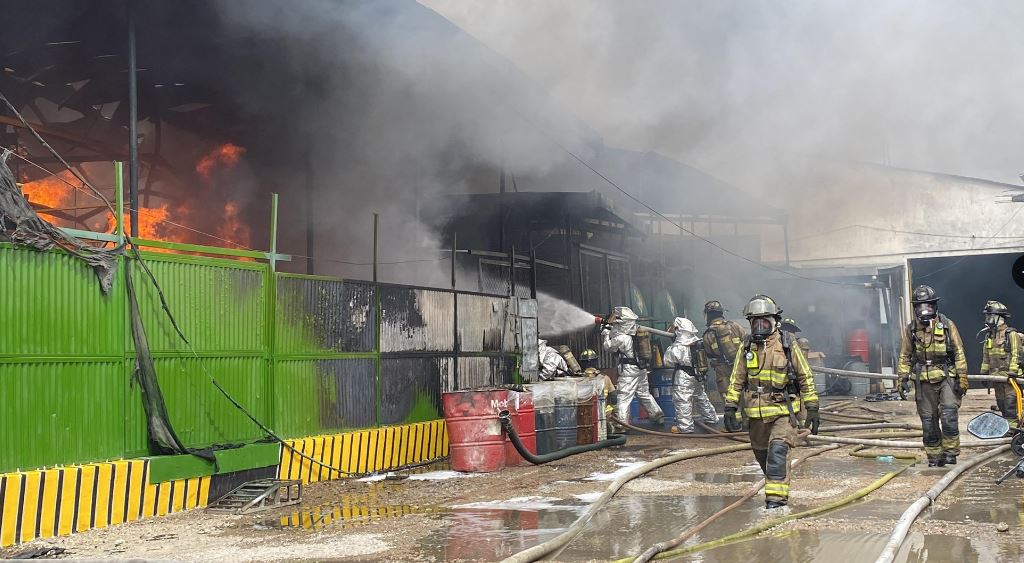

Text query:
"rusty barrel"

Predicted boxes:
[[576, 379, 597, 445], [442, 388, 510, 473], [505, 390, 536, 466]]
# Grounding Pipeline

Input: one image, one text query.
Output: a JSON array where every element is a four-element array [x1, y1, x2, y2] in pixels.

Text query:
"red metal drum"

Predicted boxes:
[[848, 329, 869, 363], [442, 389, 510, 473], [505, 390, 536, 466]]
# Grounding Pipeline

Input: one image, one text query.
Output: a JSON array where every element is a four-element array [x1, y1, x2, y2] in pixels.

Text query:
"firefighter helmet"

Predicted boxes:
[[579, 349, 599, 362], [704, 300, 725, 315], [983, 300, 1010, 318], [743, 294, 781, 318], [911, 285, 939, 304], [780, 318, 802, 333]]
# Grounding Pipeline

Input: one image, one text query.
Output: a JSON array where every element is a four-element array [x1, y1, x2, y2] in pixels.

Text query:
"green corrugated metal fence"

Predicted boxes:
[[0, 243, 518, 473]]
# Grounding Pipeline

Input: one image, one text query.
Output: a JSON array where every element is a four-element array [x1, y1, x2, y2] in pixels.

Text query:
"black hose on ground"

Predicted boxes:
[[499, 411, 626, 465]]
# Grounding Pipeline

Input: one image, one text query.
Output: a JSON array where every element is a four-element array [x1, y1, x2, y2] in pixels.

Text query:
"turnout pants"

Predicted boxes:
[[748, 413, 798, 504], [672, 369, 718, 432], [916, 379, 961, 458], [994, 380, 1020, 422], [616, 365, 664, 424]]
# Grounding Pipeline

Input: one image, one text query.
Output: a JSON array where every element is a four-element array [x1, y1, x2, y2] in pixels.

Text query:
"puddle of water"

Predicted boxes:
[[418, 504, 586, 561], [270, 499, 444, 530], [677, 471, 764, 483], [927, 462, 1024, 526]]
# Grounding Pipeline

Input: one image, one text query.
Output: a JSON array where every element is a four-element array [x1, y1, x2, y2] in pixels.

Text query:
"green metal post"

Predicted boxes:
[[114, 161, 124, 243], [269, 193, 279, 272]]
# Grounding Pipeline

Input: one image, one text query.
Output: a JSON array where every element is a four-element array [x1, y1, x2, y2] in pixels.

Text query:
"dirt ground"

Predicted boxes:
[[5, 393, 1023, 562]]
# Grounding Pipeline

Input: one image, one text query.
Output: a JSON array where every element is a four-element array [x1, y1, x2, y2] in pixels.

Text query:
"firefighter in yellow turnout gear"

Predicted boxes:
[[897, 285, 969, 467], [702, 300, 747, 427], [723, 295, 819, 509], [979, 301, 1021, 423]]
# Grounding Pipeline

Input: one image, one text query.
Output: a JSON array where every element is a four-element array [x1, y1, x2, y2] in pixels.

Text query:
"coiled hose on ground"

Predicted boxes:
[[498, 410, 626, 465]]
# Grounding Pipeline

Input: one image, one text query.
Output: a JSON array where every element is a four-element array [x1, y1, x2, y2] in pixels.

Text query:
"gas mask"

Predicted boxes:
[[749, 316, 776, 342], [986, 314, 1005, 329], [914, 302, 937, 322]]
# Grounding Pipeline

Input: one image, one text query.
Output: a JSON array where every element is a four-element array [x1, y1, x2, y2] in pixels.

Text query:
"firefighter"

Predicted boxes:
[[537, 339, 568, 380], [780, 318, 812, 357], [663, 317, 718, 433], [702, 300, 746, 427], [897, 285, 969, 467], [723, 295, 819, 509], [602, 306, 665, 427], [579, 348, 601, 377], [979, 301, 1021, 423]]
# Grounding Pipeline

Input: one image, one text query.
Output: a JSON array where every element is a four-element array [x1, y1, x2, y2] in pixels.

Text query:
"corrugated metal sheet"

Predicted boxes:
[[131, 256, 265, 353], [457, 294, 515, 352], [0, 360, 125, 472], [456, 356, 514, 390], [380, 357, 450, 423], [274, 358, 377, 437], [275, 276, 376, 354], [380, 287, 454, 352], [0, 245, 124, 356], [147, 356, 268, 448]]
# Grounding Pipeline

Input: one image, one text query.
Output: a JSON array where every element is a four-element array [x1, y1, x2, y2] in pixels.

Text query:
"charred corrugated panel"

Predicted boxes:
[[456, 356, 514, 390], [457, 294, 515, 352], [275, 276, 376, 353], [380, 287, 455, 352], [379, 357, 451, 424], [323, 359, 378, 429]]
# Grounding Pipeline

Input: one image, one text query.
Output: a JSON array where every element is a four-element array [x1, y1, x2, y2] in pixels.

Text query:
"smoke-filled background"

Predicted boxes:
[[423, 0, 1024, 186]]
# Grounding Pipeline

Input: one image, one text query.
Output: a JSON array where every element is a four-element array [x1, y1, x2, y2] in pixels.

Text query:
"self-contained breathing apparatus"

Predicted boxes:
[[908, 313, 960, 396]]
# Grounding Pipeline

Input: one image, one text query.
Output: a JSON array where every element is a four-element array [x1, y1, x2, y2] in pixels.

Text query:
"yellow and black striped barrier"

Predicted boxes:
[[0, 419, 449, 548], [278, 419, 449, 483]]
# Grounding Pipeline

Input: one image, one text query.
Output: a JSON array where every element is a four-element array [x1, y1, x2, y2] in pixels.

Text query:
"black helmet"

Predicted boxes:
[[983, 300, 1010, 318], [704, 300, 725, 315], [579, 349, 599, 362], [911, 285, 939, 304], [743, 294, 782, 318], [780, 318, 801, 333]]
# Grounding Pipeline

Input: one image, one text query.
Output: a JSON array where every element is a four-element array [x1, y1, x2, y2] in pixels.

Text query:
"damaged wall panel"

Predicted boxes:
[[274, 359, 377, 438], [379, 357, 452, 424], [380, 286, 455, 352], [275, 276, 376, 354]]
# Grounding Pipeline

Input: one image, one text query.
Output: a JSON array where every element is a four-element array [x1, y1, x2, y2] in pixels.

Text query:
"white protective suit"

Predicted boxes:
[[602, 306, 664, 424], [538, 339, 568, 380], [662, 317, 718, 433]]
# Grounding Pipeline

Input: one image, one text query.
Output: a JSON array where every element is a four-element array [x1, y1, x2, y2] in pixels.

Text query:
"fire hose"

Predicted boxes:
[[874, 445, 1012, 563], [807, 435, 1011, 448], [626, 444, 841, 563], [499, 442, 752, 563], [498, 411, 626, 464], [631, 464, 910, 561], [814, 365, 1024, 385]]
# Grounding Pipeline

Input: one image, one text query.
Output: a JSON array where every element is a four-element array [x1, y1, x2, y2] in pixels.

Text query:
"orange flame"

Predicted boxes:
[[196, 143, 246, 180], [19, 171, 81, 226], [216, 201, 251, 249]]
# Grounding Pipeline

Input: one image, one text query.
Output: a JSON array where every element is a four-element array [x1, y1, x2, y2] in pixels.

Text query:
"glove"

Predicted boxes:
[[958, 377, 969, 398], [899, 378, 911, 400], [723, 406, 741, 432], [803, 404, 820, 435]]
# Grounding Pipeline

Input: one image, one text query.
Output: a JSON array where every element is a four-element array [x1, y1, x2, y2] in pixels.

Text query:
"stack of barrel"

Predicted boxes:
[[441, 378, 604, 472]]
